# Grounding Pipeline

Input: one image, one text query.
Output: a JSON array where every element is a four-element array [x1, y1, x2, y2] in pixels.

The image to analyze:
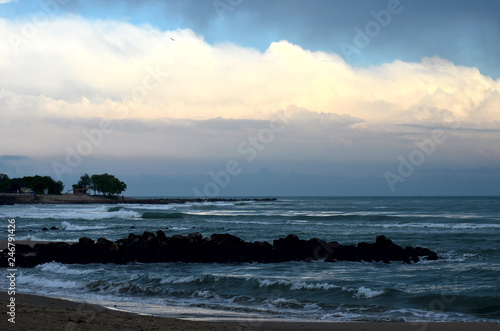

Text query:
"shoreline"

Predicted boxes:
[[1, 292, 499, 330], [0, 193, 276, 205]]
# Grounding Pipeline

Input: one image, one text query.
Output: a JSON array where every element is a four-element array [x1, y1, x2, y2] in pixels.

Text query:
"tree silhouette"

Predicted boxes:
[[90, 173, 127, 196]]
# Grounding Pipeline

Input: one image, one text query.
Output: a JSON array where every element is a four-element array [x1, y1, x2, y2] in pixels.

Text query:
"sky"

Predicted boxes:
[[1, 0, 499, 196]]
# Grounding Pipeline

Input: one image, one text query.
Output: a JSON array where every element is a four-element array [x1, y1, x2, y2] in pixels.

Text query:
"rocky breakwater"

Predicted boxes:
[[1, 232, 438, 268]]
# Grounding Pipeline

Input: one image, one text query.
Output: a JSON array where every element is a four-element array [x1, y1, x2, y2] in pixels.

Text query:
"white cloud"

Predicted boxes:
[[1, 17, 499, 122], [0, 17, 500, 169]]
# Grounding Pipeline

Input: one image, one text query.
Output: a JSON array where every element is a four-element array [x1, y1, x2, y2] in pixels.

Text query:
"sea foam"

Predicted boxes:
[[36, 262, 97, 275]]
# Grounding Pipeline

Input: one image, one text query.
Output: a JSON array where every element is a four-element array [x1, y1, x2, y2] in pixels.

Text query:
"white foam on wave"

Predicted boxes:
[[160, 275, 208, 285], [196, 201, 237, 207], [16, 235, 67, 242], [167, 226, 196, 231], [371, 222, 500, 230], [35, 262, 97, 275], [60, 221, 111, 231], [120, 204, 177, 211], [265, 297, 301, 307], [192, 290, 220, 299], [11, 204, 141, 221], [343, 286, 385, 299], [257, 278, 291, 288], [290, 282, 340, 291], [257, 278, 340, 291], [17, 273, 80, 289]]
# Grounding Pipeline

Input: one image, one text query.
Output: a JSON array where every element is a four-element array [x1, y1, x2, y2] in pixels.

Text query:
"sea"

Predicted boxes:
[[1, 196, 500, 323]]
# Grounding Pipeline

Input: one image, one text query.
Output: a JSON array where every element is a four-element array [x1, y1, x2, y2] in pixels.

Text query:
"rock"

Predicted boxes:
[[210, 233, 242, 247], [42, 227, 48, 231], [96, 238, 113, 247], [142, 231, 156, 241], [79, 237, 95, 246], [156, 230, 168, 244], [187, 232, 202, 242], [273, 234, 307, 262], [415, 246, 439, 261], [6, 233, 439, 267], [50, 226, 59, 231], [12, 243, 34, 254]]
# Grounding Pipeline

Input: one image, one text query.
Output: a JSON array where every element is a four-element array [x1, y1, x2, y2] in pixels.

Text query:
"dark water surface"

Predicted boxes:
[[1, 197, 499, 322]]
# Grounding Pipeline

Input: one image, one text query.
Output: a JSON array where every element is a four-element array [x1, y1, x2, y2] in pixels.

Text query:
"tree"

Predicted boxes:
[[72, 173, 91, 191], [0, 175, 63, 194], [9, 177, 26, 193], [23, 175, 64, 194], [90, 173, 127, 196], [49, 180, 65, 195], [79, 173, 91, 188], [0, 174, 11, 193]]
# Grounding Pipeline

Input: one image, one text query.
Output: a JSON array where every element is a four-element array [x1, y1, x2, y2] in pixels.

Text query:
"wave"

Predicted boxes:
[[190, 201, 238, 208], [370, 222, 500, 230], [409, 294, 500, 319], [35, 262, 98, 275], [17, 273, 80, 289], [192, 290, 221, 299], [348, 286, 385, 299], [160, 275, 210, 285], [60, 221, 111, 231], [15, 235, 68, 242], [166, 226, 197, 231], [85, 280, 149, 295], [290, 214, 401, 221], [119, 204, 176, 210], [141, 212, 186, 219], [11, 207, 141, 221], [76, 273, 386, 302], [256, 278, 339, 291], [254, 278, 385, 299]]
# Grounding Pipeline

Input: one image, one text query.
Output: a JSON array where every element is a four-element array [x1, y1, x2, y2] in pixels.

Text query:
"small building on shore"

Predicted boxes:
[[73, 188, 89, 195]]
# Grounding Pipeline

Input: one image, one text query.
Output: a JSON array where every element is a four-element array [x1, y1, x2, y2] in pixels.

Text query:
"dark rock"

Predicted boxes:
[[11, 243, 34, 254], [96, 238, 113, 247], [415, 246, 439, 261], [210, 233, 242, 247], [9, 233, 439, 267], [272, 234, 308, 262], [50, 226, 59, 231], [156, 230, 168, 244], [79, 237, 95, 246], [187, 232, 202, 242], [240, 241, 272, 263], [42, 227, 48, 231], [142, 231, 156, 241]]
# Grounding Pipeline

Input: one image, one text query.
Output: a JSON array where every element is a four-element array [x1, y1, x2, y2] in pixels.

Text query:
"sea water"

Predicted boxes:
[[1, 197, 499, 322]]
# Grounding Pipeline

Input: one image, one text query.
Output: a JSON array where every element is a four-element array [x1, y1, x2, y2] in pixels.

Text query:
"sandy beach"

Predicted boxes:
[[0, 292, 498, 330]]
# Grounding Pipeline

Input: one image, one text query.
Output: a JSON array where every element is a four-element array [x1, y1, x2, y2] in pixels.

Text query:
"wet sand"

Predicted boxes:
[[1, 292, 498, 330]]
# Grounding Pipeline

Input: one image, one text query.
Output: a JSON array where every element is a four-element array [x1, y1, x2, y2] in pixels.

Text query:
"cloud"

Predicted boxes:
[[1, 17, 499, 182], [1, 17, 499, 126], [0, 0, 17, 4]]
